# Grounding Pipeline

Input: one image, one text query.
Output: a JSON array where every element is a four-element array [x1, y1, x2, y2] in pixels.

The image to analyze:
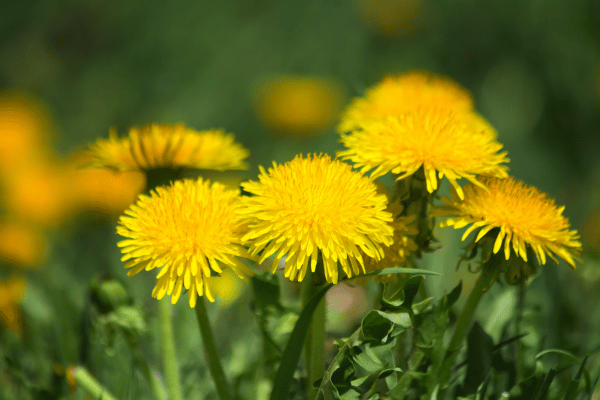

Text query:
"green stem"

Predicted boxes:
[[158, 300, 184, 400], [71, 366, 118, 400], [133, 351, 168, 400], [439, 261, 500, 385], [194, 297, 232, 400], [301, 271, 326, 400]]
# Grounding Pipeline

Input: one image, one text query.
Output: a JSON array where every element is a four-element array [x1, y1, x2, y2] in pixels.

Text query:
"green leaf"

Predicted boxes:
[[443, 280, 462, 310], [381, 275, 423, 309], [352, 341, 395, 373], [536, 349, 591, 393], [463, 322, 494, 395], [361, 311, 412, 343], [344, 268, 442, 283], [563, 355, 588, 400], [270, 283, 333, 400], [534, 368, 557, 400]]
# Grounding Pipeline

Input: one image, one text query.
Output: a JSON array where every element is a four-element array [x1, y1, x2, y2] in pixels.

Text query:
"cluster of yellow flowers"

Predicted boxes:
[[97, 71, 581, 308]]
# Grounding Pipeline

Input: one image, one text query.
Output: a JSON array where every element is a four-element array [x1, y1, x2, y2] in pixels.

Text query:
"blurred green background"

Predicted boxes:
[[1, 0, 600, 398]]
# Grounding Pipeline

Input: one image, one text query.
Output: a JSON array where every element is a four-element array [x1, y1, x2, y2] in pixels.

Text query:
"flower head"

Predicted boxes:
[[253, 75, 345, 135], [338, 71, 473, 133], [88, 124, 249, 172], [354, 200, 418, 285], [339, 107, 509, 198], [239, 154, 394, 284], [0, 221, 48, 268], [431, 177, 582, 269], [117, 178, 253, 307]]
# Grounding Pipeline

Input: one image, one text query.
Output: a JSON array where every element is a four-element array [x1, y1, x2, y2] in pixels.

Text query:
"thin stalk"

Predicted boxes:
[[158, 300, 184, 400], [301, 271, 326, 400], [69, 366, 118, 400], [194, 297, 232, 400], [132, 350, 168, 400], [439, 261, 500, 385]]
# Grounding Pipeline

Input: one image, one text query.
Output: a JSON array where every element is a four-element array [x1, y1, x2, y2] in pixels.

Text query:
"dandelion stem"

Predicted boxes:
[[69, 365, 118, 400], [439, 258, 501, 385], [194, 297, 232, 400], [302, 270, 326, 400], [158, 300, 184, 400]]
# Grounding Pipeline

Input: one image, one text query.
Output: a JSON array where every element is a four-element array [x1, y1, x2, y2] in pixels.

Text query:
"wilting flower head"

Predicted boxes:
[[239, 154, 394, 284], [431, 177, 582, 269], [354, 200, 418, 285], [338, 71, 473, 133], [88, 124, 249, 172], [339, 107, 509, 198], [117, 178, 253, 307]]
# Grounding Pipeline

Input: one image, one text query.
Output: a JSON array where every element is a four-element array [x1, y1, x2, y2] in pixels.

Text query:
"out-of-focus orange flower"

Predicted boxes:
[[67, 152, 145, 216], [253, 75, 345, 135], [355, 0, 425, 37], [0, 275, 27, 335], [0, 92, 54, 169], [1, 161, 75, 227], [0, 220, 48, 268]]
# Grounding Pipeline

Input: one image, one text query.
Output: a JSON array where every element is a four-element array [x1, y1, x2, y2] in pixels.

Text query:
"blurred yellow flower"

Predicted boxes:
[[339, 107, 509, 199], [117, 178, 253, 307], [1, 162, 75, 227], [355, 0, 425, 37], [0, 92, 54, 169], [338, 71, 473, 133], [431, 177, 582, 269], [0, 275, 27, 334], [239, 154, 393, 284], [0, 221, 47, 268], [212, 268, 245, 306], [67, 152, 145, 215], [88, 124, 249, 172], [253, 75, 345, 135]]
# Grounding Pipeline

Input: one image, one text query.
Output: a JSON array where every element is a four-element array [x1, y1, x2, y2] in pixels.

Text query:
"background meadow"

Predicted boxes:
[[1, 0, 600, 398]]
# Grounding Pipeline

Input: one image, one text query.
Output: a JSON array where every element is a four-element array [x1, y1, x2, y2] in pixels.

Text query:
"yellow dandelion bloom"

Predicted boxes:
[[239, 154, 394, 284], [430, 177, 582, 269], [2, 162, 75, 227], [339, 107, 509, 198], [68, 152, 145, 215], [0, 92, 54, 169], [117, 178, 253, 307], [355, 200, 418, 285], [88, 124, 249, 172], [338, 71, 473, 133], [253, 75, 345, 135], [212, 268, 246, 306], [0, 221, 48, 268]]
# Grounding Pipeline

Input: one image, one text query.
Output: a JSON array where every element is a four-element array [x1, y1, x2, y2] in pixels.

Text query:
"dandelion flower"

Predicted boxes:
[[117, 178, 253, 307], [88, 124, 249, 172], [355, 200, 418, 285], [253, 75, 345, 135], [430, 177, 582, 269], [338, 71, 473, 133], [239, 154, 394, 284], [339, 107, 509, 198], [0, 221, 48, 268]]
